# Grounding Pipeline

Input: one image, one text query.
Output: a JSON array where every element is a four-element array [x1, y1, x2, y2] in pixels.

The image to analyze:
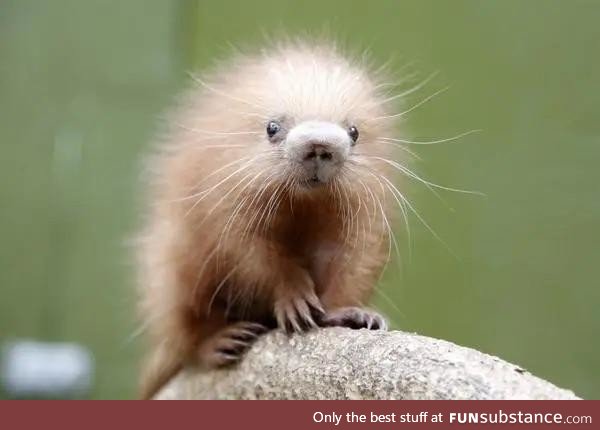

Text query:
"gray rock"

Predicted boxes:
[[155, 328, 580, 400]]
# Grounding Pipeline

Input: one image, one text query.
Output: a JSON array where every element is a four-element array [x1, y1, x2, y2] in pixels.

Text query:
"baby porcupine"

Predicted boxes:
[[136, 40, 405, 398]]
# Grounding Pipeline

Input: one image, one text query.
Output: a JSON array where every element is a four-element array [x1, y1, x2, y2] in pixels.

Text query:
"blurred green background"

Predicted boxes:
[[1, 0, 599, 399]]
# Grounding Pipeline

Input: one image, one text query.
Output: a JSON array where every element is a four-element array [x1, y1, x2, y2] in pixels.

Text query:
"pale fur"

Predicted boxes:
[[136, 41, 404, 398]]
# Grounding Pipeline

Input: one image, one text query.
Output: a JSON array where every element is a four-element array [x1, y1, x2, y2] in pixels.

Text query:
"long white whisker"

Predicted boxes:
[[189, 73, 267, 111], [379, 71, 440, 105], [352, 156, 449, 209], [382, 181, 412, 259], [365, 156, 484, 196], [349, 163, 412, 259], [173, 155, 256, 203], [362, 141, 421, 159], [375, 172, 457, 258], [183, 160, 256, 217], [370, 86, 450, 121], [268, 176, 292, 229], [355, 177, 375, 235], [379, 129, 482, 145], [215, 170, 267, 263], [240, 171, 280, 240], [194, 170, 257, 225], [260, 177, 288, 235], [340, 177, 354, 245], [373, 286, 406, 319], [377, 189, 399, 268], [227, 108, 269, 120], [354, 167, 399, 269], [175, 123, 260, 136], [182, 152, 274, 215], [350, 178, 363, 250], [191, 144, 248, 149]]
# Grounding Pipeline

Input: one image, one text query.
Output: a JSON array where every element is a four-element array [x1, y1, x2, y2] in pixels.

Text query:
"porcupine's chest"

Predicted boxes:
[[275, 202, 348, 294]]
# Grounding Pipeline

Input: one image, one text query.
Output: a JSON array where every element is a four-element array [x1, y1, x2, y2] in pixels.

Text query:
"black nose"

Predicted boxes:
[[303, 144, 334, 162]]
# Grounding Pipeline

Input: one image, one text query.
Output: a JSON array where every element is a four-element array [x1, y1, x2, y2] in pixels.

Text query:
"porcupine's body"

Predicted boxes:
[[136, 41, 402, 398]]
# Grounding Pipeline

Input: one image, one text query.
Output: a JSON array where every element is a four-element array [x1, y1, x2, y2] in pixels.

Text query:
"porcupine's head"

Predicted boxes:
[[172, 40, 404, 235]]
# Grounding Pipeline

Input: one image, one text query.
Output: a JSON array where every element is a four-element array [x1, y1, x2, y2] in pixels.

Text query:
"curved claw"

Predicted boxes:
[[274, 289, 325, 334], [199, 321, 269, 368], [320, 307, 388, 331]]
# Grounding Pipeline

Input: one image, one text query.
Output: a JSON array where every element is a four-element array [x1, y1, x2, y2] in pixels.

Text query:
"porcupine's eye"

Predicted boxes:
[[348, 125, 359, 144], [266, 121, 281, 138]]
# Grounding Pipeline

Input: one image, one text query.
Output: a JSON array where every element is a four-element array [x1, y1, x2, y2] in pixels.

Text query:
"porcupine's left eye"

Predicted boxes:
[[348, 125, 359, 144], [266, 121, 281, 138]]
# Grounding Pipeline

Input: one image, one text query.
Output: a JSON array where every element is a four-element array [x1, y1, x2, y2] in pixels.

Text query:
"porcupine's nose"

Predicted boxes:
[[302, 143, 334, 162], [286, 121, 351, 184]]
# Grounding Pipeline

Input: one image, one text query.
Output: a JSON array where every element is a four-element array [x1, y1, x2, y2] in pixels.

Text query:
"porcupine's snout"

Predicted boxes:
[[285, 121, 351, 185]]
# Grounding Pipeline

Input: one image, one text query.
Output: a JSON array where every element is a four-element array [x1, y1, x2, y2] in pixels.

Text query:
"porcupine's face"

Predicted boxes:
[[253, 44, 394, 192], [188, 43, 396, 201], [181, 41, 400, 223]]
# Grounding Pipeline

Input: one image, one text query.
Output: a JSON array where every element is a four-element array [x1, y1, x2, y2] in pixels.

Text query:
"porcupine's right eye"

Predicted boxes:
[[348, 125, 359, 144], [266, 121, 281, 138]]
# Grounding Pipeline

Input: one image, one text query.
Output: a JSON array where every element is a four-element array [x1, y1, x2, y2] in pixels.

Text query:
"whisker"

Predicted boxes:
[[332, 178, 348, 236], [175, 123, 260, 136], [260, 176, 289, 236], [193, 144, 247, 149], [355, 177, 376, 235], [363, 141, 421, 160], [269, 177, 293, 229], [183, 160, 256, 216], [349, 177, 363, 250], [207, 265, 238, 317], [370, 86, 450, 122], [377, 188, 399, 269], [240, 170, 282, 240], [188, 73, 267, 111], [350, 166, 399, 269], [379, 71, 440, 105], [363, 155, 485, 196], [180, 152, 274, 216], [375, 171, 457, 259], [379, 129, 482, 145], [354, 193, 368, 259], [227, 109, 269, 120], [380, 179, 412, 260], [123, 319, 151, 346], [190, 247, 220, 302], [340, 177, 354, 245], [191, 172, 256, 227], [197, 157, 278, 227], [371, 63, 418, 92], [215, 170, 267, 261], [373, 286, 406, 319], [350, 162, 412, 256], [179, 151, 274, 201], [355, 155, 447, 209], [172, 155, 254, 202]]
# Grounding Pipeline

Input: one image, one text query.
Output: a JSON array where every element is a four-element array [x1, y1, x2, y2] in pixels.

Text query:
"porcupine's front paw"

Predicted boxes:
[[320, 307, 388, 330], [198, 322, 269, 368], [274, 288, 325, 334]]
